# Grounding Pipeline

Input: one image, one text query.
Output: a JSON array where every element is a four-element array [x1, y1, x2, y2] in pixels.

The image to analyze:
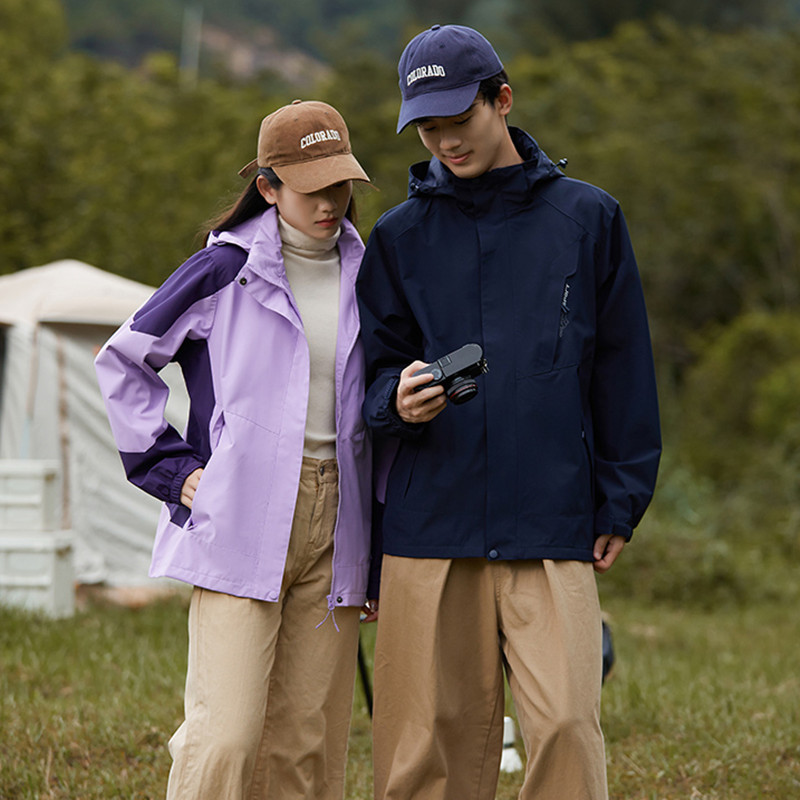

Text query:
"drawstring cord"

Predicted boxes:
[[316, 608, 340, 632]]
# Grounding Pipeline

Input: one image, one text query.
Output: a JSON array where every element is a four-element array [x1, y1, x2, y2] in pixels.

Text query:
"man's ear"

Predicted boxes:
[[496, 84, 513, 118], [257, 174, 279, 205]]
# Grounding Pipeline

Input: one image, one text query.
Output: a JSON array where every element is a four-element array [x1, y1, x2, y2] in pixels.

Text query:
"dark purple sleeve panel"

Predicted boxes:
[[120, 425, 206, 504]]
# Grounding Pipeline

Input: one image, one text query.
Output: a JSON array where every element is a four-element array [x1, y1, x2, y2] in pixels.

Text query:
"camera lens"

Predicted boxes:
[[447, 377, 478, 405]]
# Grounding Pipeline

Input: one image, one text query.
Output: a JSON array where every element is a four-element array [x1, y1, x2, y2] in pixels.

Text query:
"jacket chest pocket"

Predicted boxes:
[[516, 239, 583, 378]]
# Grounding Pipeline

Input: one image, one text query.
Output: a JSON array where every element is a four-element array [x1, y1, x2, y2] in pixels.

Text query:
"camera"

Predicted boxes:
[[412, 343, 489, 405]]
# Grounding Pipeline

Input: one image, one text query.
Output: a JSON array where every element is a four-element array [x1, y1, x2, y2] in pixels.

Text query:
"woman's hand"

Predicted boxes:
[[180, 468, 204, 509]]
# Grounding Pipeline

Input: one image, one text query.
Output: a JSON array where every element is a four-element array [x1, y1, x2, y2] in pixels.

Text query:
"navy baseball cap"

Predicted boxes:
[[396, 24, 504, 134]]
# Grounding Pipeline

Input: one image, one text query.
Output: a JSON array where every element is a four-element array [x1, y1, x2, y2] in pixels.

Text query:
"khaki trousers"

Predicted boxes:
[[166, 458, 361, 800], [372, 556, 607, 800]]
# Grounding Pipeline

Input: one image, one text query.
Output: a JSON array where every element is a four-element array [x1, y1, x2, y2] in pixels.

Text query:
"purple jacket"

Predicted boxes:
[[95, 208, 371, 607]]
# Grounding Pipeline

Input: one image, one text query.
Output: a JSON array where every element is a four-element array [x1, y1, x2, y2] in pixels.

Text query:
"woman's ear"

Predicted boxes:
[[256, 174, 279, 205]]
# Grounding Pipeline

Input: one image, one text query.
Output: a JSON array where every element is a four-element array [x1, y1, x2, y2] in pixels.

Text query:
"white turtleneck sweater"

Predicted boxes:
[[278, 216, 341, 459]]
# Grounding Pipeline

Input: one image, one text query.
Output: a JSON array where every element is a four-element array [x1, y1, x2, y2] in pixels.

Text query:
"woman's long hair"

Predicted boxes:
[[202, 168, 357, 240]]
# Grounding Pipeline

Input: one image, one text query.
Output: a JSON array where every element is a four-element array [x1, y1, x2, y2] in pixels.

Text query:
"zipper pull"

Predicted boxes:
[[559, 281, 571, 338], [561, 281, 571, 314]]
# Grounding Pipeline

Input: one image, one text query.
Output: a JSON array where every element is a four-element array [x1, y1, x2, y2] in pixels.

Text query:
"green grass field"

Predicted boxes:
[[1, 591, 798, 799]]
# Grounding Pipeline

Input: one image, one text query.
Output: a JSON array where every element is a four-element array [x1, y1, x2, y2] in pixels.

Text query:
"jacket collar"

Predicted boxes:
[[208, 206, 363, 287], [207, 206, 365, 334], [407, 126, 562, 205]]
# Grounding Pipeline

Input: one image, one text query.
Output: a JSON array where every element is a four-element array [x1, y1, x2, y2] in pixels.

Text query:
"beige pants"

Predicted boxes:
[[166, 458, 361, 800], [373, 556, 607, 800]]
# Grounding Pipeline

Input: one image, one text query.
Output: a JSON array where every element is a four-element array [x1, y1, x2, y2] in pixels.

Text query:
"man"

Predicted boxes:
[[356, 24, 661, 800]]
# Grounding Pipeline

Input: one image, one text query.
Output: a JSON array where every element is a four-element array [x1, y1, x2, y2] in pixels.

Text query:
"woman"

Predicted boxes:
[[96, 99, 376, 799]]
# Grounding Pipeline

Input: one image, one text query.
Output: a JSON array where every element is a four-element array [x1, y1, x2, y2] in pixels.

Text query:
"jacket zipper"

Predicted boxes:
[[559, 280, 571, 338]]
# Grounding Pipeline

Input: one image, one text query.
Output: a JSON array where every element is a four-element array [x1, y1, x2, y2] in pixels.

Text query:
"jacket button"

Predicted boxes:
[[319, 465, 325, 475], [488, 549, 499, 560], [336, 596, 344, 604], [239, 277, 247, 285]]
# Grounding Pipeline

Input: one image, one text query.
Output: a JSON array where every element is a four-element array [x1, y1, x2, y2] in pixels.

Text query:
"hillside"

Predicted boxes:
[[61, 0, 800, 86], [61, 0, 403, 83]]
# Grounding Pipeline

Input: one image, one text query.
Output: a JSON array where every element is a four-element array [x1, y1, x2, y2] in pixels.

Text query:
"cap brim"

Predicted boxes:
[[272, 152, 370, 193], [238, 158, 258, 178], [396, 82, 481, 133]]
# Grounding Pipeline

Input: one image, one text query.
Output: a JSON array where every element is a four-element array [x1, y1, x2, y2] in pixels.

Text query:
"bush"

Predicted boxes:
[[752, 356, 800, 456], [608, 310, 800, 607], [600, 446, 800, 607], [601, 457, 749, 608], [679, 311, 800, 484]]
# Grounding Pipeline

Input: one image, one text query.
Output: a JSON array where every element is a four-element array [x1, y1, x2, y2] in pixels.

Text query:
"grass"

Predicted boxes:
[[1, 592, 798, 799], [597, 599, 800, 799]]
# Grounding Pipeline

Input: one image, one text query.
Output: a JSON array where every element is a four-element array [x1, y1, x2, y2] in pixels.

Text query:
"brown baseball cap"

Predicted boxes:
[[238, 100, 370, 193]]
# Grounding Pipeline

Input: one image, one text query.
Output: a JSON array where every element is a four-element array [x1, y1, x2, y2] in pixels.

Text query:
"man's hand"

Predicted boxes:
[[593, 534, 626, 573], [395, 361, 447, 423], [180, 468, 204, 509]]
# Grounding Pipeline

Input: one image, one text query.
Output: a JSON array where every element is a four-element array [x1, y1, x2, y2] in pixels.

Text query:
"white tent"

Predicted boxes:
[[0, 260, 188, 585]]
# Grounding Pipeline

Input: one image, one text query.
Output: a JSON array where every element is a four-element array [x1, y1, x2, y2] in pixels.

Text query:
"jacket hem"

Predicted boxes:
[[381, 545, 595, 562], [149, 563, 280, 602]]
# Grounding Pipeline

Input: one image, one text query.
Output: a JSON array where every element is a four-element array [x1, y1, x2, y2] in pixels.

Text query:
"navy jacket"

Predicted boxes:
[[357, 128, 661, 562]]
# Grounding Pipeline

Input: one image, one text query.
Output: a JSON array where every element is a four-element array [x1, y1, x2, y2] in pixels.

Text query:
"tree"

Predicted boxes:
[[505, 0, 792, 48], [0, 0, 68, 274], [63, 0, 182, 65], [505, 20, 800, 369], [0, 0, 290, 282], [3, 8, 799, 370]]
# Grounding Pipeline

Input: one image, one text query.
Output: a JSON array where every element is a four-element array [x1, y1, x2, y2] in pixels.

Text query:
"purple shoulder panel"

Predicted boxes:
[[132, 244, 247, 338]]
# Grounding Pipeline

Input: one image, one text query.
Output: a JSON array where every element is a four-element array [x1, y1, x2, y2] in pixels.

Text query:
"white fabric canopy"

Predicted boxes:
[[0, 259, 154, 326], [0, 261, 188, 585]]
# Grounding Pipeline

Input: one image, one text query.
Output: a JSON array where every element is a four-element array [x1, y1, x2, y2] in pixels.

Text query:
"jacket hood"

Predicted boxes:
[[407, 126, 563, 202]]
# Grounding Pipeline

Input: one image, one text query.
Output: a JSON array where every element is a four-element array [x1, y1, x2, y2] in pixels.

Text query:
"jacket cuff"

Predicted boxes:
[[169, 460, 205, 505], [594, 516, 633, 542], [375, 377, 426, 440]]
